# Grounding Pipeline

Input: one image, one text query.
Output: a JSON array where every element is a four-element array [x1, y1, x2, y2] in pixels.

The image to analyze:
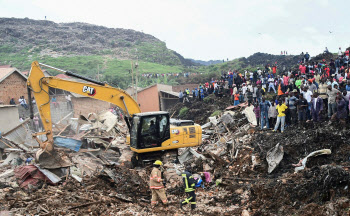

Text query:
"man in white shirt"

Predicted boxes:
[[242, 83, 247, 95], [257, 68, 262, 76], [338, 47, 342, 56], [268, 77, 276, 93], [302, 87, 313, 120], [65, 94, 73, 109], [18, 96, 28, 109]]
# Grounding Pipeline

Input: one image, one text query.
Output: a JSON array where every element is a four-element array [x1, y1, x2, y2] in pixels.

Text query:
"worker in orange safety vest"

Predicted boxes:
[[150, 160, 168, 206]]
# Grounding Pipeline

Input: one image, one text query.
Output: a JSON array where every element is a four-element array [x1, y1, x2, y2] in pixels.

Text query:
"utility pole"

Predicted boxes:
[[131, 60, 134, 99], [135, 48, 138, 102], [97, 65, 100, 81]]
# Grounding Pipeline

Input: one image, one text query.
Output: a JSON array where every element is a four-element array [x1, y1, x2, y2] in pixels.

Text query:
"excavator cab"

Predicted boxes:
[[130, 112, 170, 151]]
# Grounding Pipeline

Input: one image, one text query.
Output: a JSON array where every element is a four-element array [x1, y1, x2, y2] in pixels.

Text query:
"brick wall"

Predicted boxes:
[[137, 85, 160, 112], [0, 72, 28, 104], [71, 97, 111, 117]]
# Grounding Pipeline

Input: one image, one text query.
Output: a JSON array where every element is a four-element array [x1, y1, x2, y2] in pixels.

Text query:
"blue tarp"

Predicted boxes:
[[54, 137, 82, 152]]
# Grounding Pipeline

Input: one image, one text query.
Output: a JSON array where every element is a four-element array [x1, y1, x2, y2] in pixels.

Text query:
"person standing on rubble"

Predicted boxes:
[[311, 92, 323, 122], [65, 93, 73, 109], [246, 88, 253, 106], [150, 160, 168, 207], [233, 91, 240, 106], [183, 89, 190, 103], [179, 90, 183, 103], [273, 100, 288, 133], [327, 84, 340, 119], [268, 101, 277, 127], [253, 103, 261, 127], [260, 97, 270, 130], [180, 166, 196, 211]]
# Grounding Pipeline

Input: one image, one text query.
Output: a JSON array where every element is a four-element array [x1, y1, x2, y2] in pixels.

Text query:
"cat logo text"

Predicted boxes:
[[82, 86, 96, 96]]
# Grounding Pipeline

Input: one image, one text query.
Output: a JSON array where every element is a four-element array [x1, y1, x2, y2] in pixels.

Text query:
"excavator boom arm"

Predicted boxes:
[[27, 61, 141, 135]]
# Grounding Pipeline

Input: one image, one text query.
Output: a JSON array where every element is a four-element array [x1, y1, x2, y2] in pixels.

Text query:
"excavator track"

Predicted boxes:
[[131, 149, 179, 168]]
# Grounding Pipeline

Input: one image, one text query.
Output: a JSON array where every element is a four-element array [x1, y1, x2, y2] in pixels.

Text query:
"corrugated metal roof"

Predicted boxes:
[[0, 67, 27, 83], [160, 90, 179, 97], [3, 124, 28, 145]]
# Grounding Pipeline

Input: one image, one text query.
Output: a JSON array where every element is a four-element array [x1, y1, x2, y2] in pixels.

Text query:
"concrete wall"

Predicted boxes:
[[137, 85, 160, 112], [0, 72, 28, 105], [172, 84, 199, 93], [0, 105, 20, 134], [160, 98, 178, 111], [71, 97, 111, 117]]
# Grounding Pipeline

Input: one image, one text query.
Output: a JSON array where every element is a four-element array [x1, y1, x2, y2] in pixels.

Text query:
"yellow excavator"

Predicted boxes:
[[27, 61, 202, 168]]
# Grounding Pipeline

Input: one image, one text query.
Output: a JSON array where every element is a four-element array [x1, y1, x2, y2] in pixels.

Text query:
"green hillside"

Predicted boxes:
[[0, 18, 208, 89]]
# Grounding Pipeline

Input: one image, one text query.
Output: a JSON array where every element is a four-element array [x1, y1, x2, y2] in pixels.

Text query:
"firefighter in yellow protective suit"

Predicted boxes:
[[180, 166, 196, 210], [150, 160, 168, 206]]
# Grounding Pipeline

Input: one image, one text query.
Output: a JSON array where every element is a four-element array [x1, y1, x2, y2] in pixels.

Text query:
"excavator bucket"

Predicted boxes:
[[36, 148, 72, 169]]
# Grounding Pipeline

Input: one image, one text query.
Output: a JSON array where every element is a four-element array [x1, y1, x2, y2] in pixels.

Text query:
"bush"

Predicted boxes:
[[179, 107, 189, 117]]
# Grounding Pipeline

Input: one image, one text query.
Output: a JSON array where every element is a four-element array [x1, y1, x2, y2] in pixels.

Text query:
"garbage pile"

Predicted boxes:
[[168, 94, 233, 124], [1, 103, 350, 215]]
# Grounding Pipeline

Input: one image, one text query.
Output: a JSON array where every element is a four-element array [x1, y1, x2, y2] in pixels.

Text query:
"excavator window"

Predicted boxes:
[[159, 115, 167, 134], [140, 116, 159, 148], [130, 116, 140, 149], [130, 114, 170, 150]]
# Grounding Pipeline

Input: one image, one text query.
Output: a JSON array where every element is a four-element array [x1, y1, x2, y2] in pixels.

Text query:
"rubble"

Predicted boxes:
[[0, 103, 350, 215], [266, 143, 284, 173]]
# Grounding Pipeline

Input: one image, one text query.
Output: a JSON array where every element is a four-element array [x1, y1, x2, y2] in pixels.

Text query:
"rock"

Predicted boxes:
[[241, 209, 250, 216]]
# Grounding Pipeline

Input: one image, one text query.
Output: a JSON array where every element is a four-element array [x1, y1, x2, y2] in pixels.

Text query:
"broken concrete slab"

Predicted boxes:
[[1, 152, 21, 167], [242, 106, 257, 125], [0, 169, 14, 180], [97, 111, 119, 133], [266, 143, 284, 173], [178, 148, 205, 164], [35, 165, 61, 184]]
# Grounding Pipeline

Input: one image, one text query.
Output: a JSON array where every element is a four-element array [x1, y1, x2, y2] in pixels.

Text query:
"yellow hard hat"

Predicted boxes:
[[154, 160, 163, 166]]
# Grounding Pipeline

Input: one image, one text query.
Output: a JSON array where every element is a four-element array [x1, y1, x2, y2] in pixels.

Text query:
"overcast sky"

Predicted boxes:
[[1, 0, 350, 61]]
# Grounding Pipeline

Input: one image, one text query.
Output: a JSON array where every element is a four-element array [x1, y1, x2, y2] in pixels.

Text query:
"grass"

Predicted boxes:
[[0, 44, 241, 90], [179, 107, 189, 117], [210, 110, 222, 117], [133, 41, 182, 66], [0, 46, 185, 89]]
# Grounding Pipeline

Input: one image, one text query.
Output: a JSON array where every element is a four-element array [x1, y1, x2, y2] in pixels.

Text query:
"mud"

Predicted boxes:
[[168, 94, 232, 124]]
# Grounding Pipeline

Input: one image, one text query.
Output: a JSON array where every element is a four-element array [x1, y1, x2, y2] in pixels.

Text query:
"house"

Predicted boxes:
[[51, 74, 111, 118], [0, 67, 28, 105], [129, 84, 179, 112]]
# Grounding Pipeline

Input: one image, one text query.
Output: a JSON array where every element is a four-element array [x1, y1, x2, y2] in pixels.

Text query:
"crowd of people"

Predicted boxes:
[[141, 72, 203, 79], [179, 49, 350, 132]]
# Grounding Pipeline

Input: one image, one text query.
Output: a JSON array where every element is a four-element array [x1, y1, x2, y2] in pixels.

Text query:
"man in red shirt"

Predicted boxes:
[[299, 63, 306, 75], [272, 65, 277, 74], [324, 65, 330, 77]]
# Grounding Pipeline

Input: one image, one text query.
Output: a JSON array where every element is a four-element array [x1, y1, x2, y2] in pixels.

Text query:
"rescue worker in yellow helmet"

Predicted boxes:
[[180, 165, 196, 210], [150, 160, 168, 206]]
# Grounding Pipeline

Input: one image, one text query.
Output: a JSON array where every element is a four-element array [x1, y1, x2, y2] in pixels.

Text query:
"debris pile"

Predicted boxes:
[[1, 103, 350, 215]]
